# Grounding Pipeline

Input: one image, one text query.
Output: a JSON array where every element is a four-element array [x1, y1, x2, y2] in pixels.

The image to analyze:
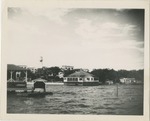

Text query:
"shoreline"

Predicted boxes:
[[27, 82, 64, 85]]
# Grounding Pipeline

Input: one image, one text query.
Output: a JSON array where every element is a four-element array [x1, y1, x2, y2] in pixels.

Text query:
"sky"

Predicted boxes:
[[7, 8, 144, 70]]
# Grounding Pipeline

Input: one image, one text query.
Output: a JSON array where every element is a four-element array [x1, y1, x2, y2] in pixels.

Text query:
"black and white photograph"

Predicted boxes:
[[1, 0, 149, 120]]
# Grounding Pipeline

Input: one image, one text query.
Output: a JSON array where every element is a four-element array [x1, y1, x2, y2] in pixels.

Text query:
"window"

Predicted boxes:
[[94, 78, 99, 80], [79, 78, 82, 80], [87, 78, 90, 80], [67, 78, 78, 82], [16, 72, 21, 78], [75, 78, 78, 81]]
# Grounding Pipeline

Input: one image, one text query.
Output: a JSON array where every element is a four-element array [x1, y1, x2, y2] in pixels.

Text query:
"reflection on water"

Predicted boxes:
[[7, 84, 143, 115]]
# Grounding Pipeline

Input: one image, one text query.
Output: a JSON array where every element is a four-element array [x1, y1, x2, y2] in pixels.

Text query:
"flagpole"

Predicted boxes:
[[39, 56, 43, 79], [41, 59, 43, 68], [40, 56, 43, 68]]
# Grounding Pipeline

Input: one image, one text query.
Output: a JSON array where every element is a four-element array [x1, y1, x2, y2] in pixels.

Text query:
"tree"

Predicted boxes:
[[91, 68, 144, 84]]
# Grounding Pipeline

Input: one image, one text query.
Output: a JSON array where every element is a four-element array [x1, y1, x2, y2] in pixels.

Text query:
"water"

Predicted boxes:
[[7, 84, 143, 115]]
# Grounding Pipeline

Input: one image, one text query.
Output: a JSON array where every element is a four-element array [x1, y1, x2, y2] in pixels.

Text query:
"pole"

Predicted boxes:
[[25, 71, 28, 82], [10, 71, 13, 81], [41, 60, 43, 68], [116, 83, 119, 97]]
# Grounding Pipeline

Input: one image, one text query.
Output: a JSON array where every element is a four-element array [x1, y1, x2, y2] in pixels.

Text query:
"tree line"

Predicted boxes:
[[27, 67, 144, 83], [91, 69, 144, 84]]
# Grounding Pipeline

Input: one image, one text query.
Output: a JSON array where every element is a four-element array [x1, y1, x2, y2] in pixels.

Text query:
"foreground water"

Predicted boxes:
[[7, 84, 143, 115]]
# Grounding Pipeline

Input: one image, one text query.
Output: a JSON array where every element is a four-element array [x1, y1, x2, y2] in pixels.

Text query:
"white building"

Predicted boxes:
[[58, 72, 64, 78], [64, 70, 99, 86], [105, 80, 114, 85], [75, 68, 89, 72], [120, 78, 136, 84], [61, 65, 74, 70]]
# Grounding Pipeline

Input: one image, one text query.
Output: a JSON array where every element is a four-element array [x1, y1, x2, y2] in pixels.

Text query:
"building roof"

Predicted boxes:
[[7, 64, 28, 71], [67, 70, 95, 78]]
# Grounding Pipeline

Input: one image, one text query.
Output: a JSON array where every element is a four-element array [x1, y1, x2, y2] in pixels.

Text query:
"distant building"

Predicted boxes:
[[136, 80, 143, 84], [64, 70, 99, 86], [61, 65, 74, 70], [58, 72, 64, 78], [75, 68, 89, 72], [120, 78, 136, 84], [105, 80, 114, 85], [82, 69, 89, 72]]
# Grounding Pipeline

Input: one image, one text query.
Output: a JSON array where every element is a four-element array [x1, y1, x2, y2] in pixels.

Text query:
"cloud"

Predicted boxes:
[[26, 8, 70, 25], [7, 8, 144, 70], [75, 19, 97, 40], [75, 18, 139, 44]]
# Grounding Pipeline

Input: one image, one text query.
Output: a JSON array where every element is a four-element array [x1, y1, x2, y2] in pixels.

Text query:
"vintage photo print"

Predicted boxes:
[[1, 0, 149, 121]]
